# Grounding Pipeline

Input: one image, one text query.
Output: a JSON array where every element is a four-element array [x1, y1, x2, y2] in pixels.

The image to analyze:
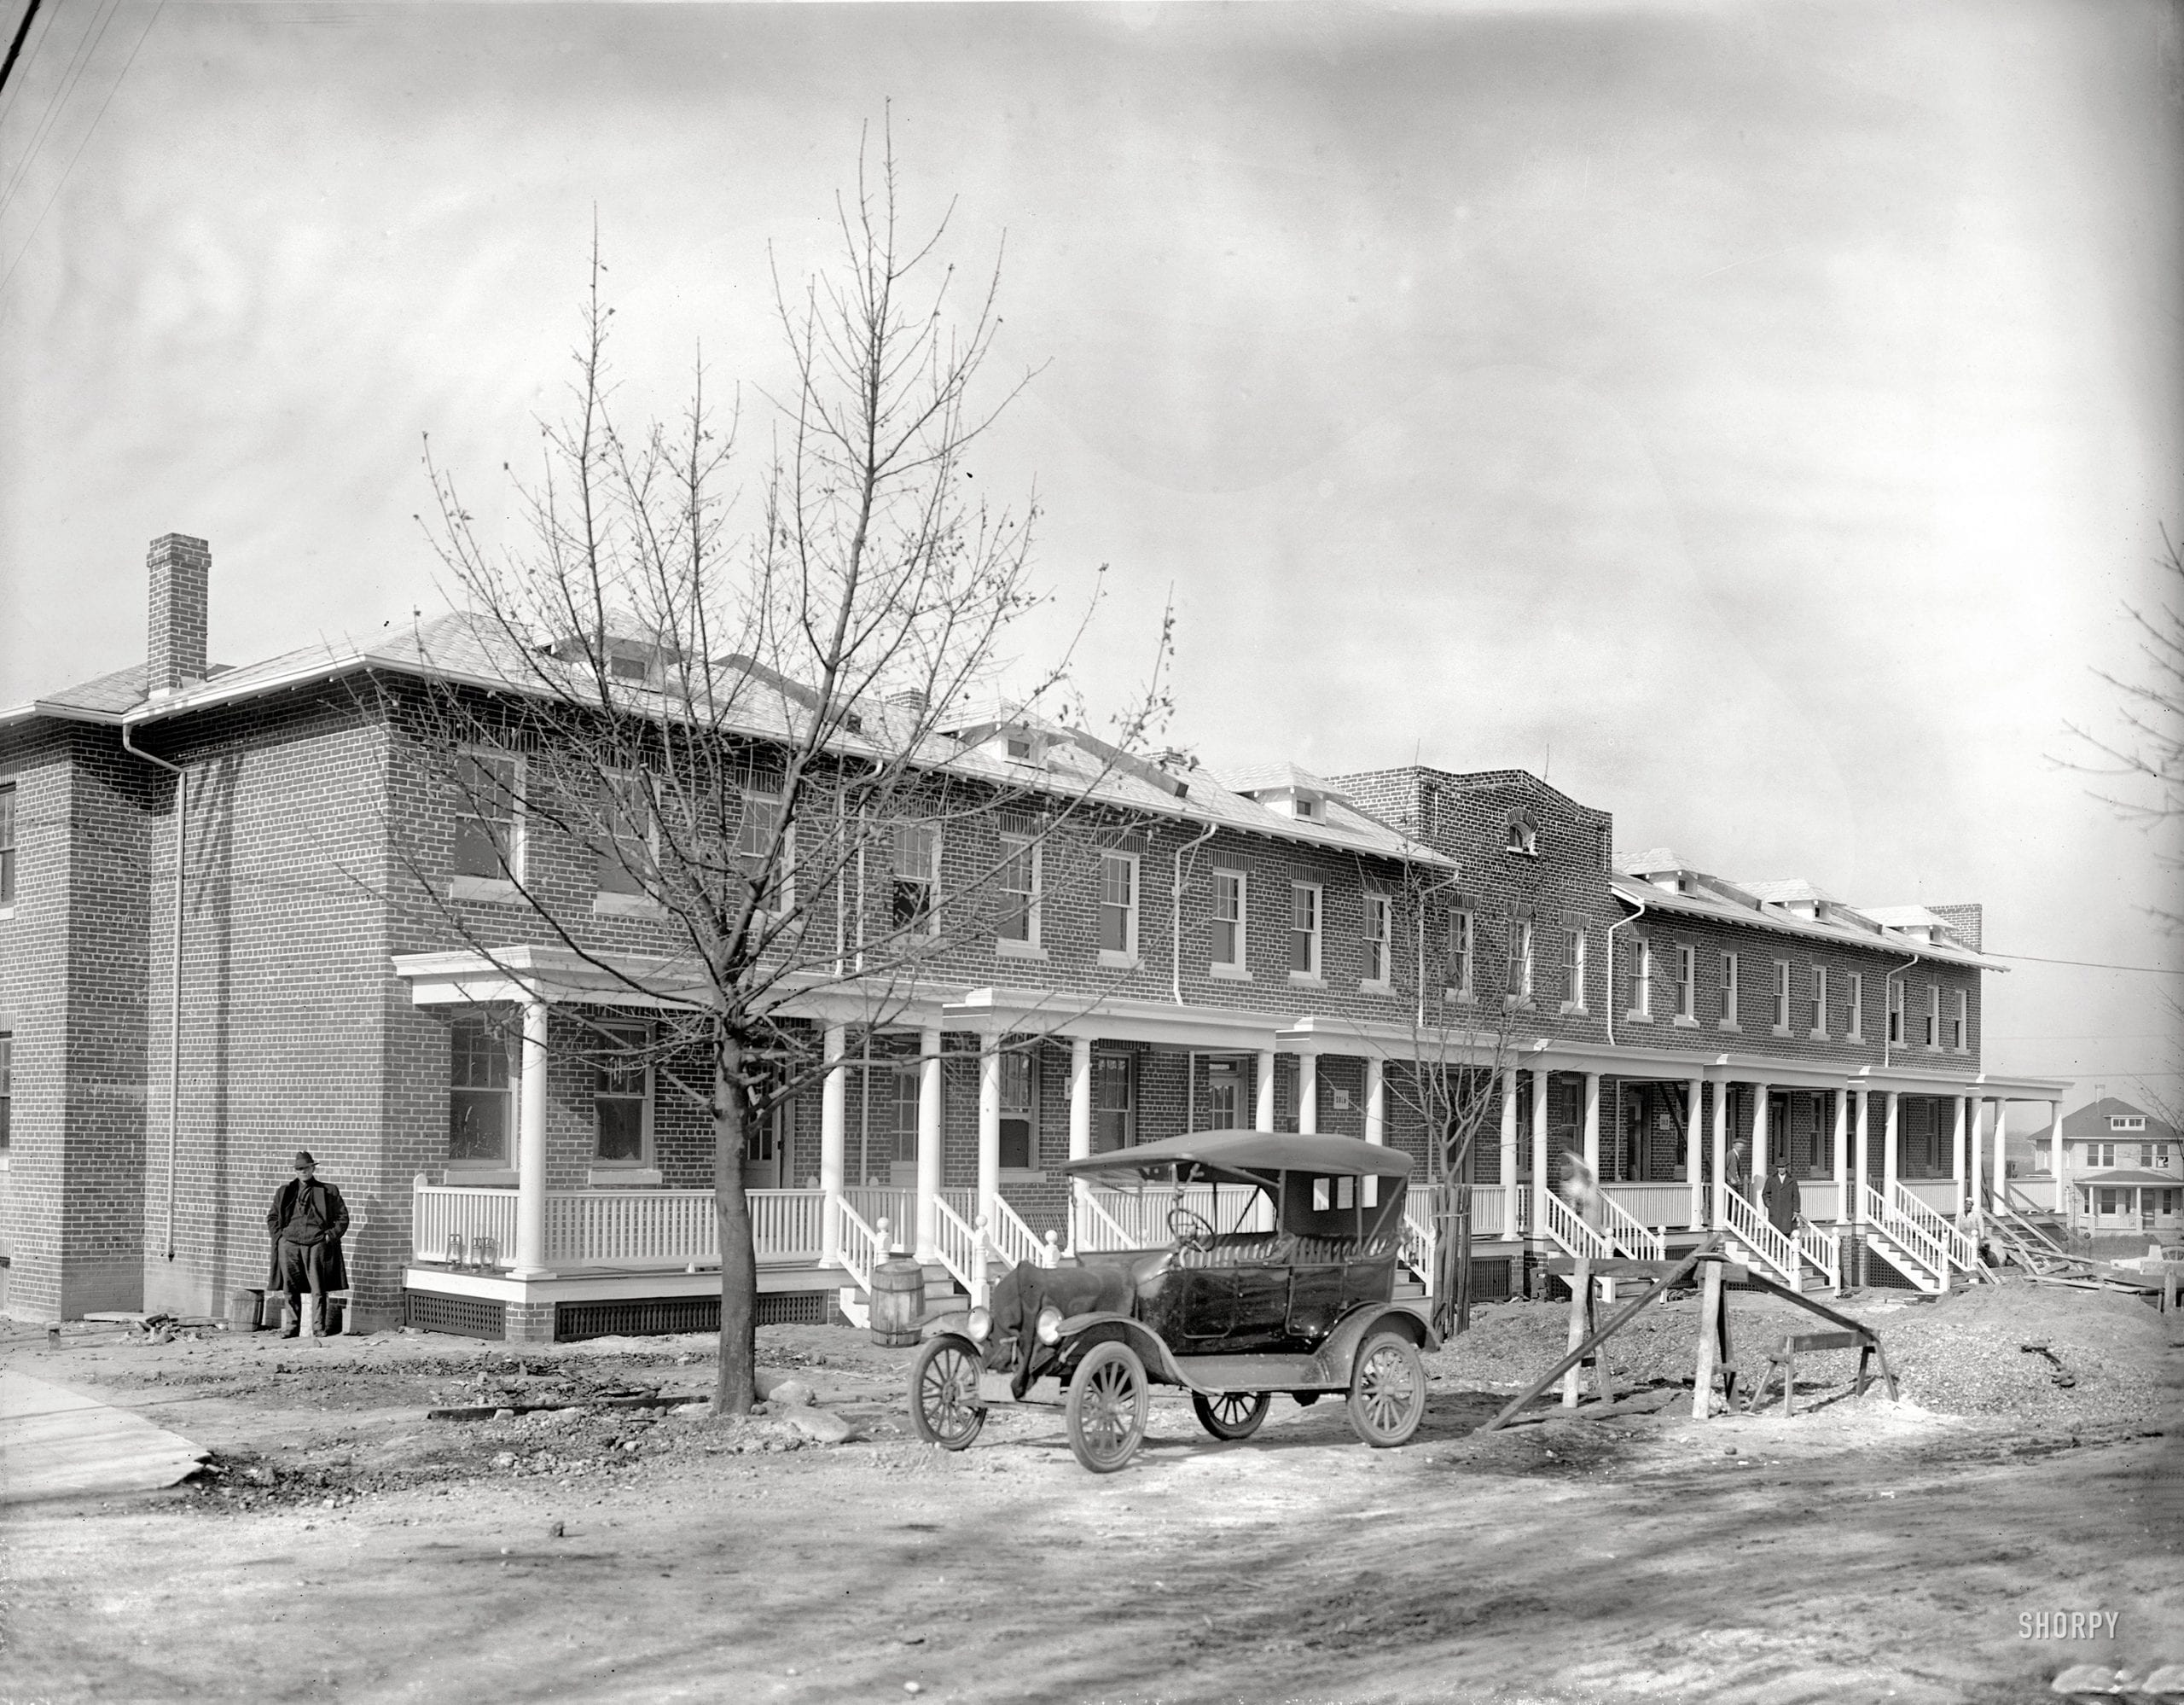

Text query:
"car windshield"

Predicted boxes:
[[1093, 1164, 1276, 1239]]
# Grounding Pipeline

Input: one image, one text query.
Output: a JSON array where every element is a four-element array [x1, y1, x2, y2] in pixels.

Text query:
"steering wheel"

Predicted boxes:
[[1167, 1203, 1217, 1252]]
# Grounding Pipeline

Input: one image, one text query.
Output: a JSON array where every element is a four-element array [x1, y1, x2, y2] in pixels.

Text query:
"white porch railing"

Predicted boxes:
[[546, 1189, 717, 1270], [1536, 1190, 1612, 1261], [843, 1187, 916, 1243], [2004, 1178, 2059, 1213], [412, 1183, 519, 1266], [1596, 1191, 1666, 1262], [1071, 1190, 1136, 1254], [931, 1197, 986, 1302], [1902, 1179, 1963, 1218], [1720, 1188, 1803, 1287], [1798, 1181, 1842, 1224], [985, 1196, 1055, 1271], [1891, 1181, 1979, 1276], [746, 1189, 823, 1264], [1862, 1184, 1949, 1289], [1512, 1184, 1531, 1239], [1402, 1197, 1438, 1293], [1599, 1183, 1690, 1231], [834, 1199, 885, 1295], [1796, 1221, 1842, 1293], [1470, 1184, 1507, 1240]]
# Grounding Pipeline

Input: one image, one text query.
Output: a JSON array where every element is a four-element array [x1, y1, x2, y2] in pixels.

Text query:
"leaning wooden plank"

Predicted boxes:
[[1783, 1330, 1867, 1355], [1483, 1237, 1721, 1433], [1736, 1271, 1880, 1337], [1546, 1256, 1750, 1283]]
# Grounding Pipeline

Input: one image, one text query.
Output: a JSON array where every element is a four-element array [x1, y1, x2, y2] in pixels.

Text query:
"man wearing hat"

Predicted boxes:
[[266, 1151, 349, 1339]]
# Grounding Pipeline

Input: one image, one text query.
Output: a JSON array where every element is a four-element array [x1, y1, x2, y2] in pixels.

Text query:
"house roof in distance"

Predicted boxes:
[[2059, 1097, 2181, 1144]]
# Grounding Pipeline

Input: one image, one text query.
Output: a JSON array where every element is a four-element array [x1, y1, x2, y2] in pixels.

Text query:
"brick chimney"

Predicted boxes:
[[147, 533, 211, 694]]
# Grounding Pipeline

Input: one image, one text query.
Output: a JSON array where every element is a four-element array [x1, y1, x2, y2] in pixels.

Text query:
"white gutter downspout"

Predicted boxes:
[[1881, 947, 1920, 1072], [1605, 895, 1647, 1050], [1170, 819, 1219, 1004], [120, 717, 186, 1262]]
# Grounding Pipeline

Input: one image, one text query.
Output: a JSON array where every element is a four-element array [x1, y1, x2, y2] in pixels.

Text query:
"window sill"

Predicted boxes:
[[1809, 1027, 1829, 1042], [589, 1167, 662, 1187], [1846, 1032, 1865, 1045], [0, 905, 15, 922], [1504, 997, 1536, 1012], [1560, 1002, 1588, 1017], [1288, 971, 1325, 988], [1671, 1015, 1699, 1030], [593, 891, 663, 918], [1209, 963, 1252, 982], [449, 876, 520, 904], [1444, 987, 1476, 1004], [996, 939, 1048, 962], [1771, 1025, 1792, 1038], [1717, 1021, 1741, 1034], [446, 1168, 517, 1188], [998, 1169, 1047, 1184], [1624, 1009, 1652, 1024], [1099, 949, 1141, 971], [1359, 978, 1391, 997]]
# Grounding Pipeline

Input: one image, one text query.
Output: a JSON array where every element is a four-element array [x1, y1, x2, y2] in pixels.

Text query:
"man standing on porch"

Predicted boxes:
[[267, 1151, 349, 1339], [1762, 1159, 1800, 1239]]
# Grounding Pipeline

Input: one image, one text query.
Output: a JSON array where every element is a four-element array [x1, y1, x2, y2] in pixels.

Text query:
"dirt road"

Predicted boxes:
[[3, 1283, 2178, 1704]]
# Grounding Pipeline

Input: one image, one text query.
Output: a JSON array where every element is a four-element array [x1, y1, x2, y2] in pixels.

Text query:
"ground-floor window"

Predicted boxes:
[[592, 1023, 650, 1165], [0, 1030, 10, 1156], [1204, 1059, 1244, 1130], [1093, 1051, 1134, 1151], [892, 1065, 920, 1166], [448, 1013, 512, 1166], [999, 1048, 1035, 1170]]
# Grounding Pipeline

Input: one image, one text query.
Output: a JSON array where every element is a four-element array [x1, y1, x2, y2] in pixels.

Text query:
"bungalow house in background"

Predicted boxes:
[[0, 538, 2071, 1341], [2036, 1097, 2181, 1252]]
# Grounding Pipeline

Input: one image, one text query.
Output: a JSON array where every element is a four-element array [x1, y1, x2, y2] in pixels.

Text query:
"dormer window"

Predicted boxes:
[[1293, 794, 1317, 820], [1505, 811, 1539, 858], [1005, 733, 1034, 762]]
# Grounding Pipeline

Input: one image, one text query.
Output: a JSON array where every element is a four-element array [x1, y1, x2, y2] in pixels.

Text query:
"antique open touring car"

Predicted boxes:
[[906, 1132, 1438, 1473]]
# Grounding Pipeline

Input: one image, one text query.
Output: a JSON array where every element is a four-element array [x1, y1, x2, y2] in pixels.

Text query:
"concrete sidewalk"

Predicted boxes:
[[1, 1370, 210, 1504]]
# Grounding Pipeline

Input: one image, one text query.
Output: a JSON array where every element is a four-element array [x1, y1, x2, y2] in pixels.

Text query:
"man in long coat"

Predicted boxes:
[[267, 1150, 349, 1338], [1761, 1160, 1801, 1239]]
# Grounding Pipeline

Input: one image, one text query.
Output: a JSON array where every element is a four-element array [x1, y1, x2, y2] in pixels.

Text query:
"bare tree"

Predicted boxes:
[[391, 132, 1167, 1414]]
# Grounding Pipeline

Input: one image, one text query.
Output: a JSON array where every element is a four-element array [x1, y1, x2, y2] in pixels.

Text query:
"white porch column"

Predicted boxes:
[[1529, 1068, 1550, 1254], [1969, 1097, 1987, 1213], [2049, 1099, 2064, 1202], [1363, 1056, 1386, 1146], [1297, 1050, 1321, 1135], [1499, 1068, 1519, 1225], [915, 1025, 943, 1264], [1255, 1048, 1278, 1132], [1581, 1071, 1601, 1186], [1751, 1083, 1769, 1182], [1883, 1091, 1902, 1198], [977, 1036, 1002, 1221], [1853, 1090, 1872, 1223], [1951, 1095, 1969, 1214], [1992, 1100, 2007, 1210], [819, 1024, 847, 1265], [1067, 1036, 1093, 1245], [1711, 1079, 1731, 1227], [1687, 1078, 1706, 1230], [1833, 1089, 1850, 1224], [511, 998, 551, 1277]]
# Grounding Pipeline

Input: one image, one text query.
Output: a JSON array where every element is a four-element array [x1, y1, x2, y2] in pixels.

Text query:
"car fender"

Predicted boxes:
[[1315, 1302, 1438, 1383], [919, 1311, 976, 1342], [1053, 1311, 1185, 1385]]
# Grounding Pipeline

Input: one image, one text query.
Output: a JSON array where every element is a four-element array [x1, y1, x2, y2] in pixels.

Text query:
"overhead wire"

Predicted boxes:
[[0, 0, 51, 114], [0, 0, 121, 221]]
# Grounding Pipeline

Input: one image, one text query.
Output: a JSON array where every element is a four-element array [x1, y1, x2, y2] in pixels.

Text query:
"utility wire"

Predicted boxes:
[[1985, 950, 2184, 975], [0, 0, 118, 222], [0, 0, 48, 108], [0, 0, 156, 300]]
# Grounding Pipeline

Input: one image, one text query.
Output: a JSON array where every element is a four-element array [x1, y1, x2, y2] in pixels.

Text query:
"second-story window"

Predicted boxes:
[[1951, 989, 1967, 1050], [892, 823, 939, 934], [1362, 893, 1391, 986], [1771, 959, 1791, 1030], [1507, 913, 1535, 1003], [1100, 852, 1140, 961], [1290, 882, 1322, 978], [453, 751, 523, 883], [1847, 972, 1865, 1040], [0, 781, 15, 905], [1811, 965, 1830, 1036], [736, 772, 791, 913], [596, 771, 655, 898], [997, 832, 1040, 946], [1629, 935, 1654, 1016], [1675, 944, 1695, 1020], [1719, 951, 1740, 1027], [1887, 979, 1905, 1045], [1924, 985, 1940, 1048], [1564, 925, 1588, 1011], [1447, 907, 1475, 995], [1211, 867, 1246, 972]]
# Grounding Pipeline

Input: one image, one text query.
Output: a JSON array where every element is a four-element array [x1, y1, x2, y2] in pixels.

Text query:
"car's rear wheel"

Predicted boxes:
[[1191, 1389, 1270, 1440], [1346, 1330, 1426, 1448], [909, 1335, 987, 1451], [1066, 1340, 1149, 1473]]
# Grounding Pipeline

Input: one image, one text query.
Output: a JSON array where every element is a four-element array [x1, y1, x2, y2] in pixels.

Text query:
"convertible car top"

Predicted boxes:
[[1062, 1130, 1416, 1183]]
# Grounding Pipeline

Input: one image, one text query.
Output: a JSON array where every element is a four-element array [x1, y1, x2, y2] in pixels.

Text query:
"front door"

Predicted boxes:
[[744, 1103, 785, 1190]]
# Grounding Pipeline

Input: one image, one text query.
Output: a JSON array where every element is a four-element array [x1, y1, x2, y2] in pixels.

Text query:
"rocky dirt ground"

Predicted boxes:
[[3, 1277, 2179, 1704]]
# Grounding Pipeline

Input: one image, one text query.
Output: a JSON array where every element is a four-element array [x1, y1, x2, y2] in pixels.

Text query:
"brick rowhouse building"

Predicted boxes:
[[0, 538, 2069, 1339]]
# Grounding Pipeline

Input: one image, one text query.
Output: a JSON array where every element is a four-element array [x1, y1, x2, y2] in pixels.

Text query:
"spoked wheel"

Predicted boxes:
[[1346, 1330, 1427, 1448], [908, 1335, 988, 1451], [1066, 1341, 1149, 1474], [1191, 1389, 1271, 1441]]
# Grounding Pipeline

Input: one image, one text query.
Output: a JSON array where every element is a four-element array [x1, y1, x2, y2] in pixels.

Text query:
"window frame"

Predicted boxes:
[[591, 1021, 654, 1170], [1446, 906, 1475, 999], [1288, 881, 1324, 982], [0, 780, 15, 908], [1770, 958, 1792, 1033], [1091, 1050, 1135, 1153], [1718, 951, 1740, 1031], [1099, 849, 1141, 967], [1673, 942, 1694, 1023], [1506, 912, 1536, 1007], [1950, 988, 1967, 1051], [1562, 923, 1588, 1014], [1924, 984, 1941, 1049], [996, 830, 1043, 956], [450, 748, 526, 898], [1210, 866, 1249, 979], [0, 1029, 11, 1157], [735, 771, 795, 919], [997, 1046, 1038, 1173], [1846, 971, 1865, 1042], [1361, 892, 1391, 991], [892, 821, 941, 938], [1810, 964, 1830, 1039], [1886, 978, 1905, 1046], [447, 1011, 517, 1171], [594, 768, 659, 911]]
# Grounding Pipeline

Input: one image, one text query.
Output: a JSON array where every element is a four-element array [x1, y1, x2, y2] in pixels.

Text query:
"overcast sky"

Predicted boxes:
[[2, 0, 2179, 1113]]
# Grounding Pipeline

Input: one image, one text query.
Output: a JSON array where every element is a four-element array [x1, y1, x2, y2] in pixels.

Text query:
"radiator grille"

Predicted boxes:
[[401, 1292, 506, 1339]]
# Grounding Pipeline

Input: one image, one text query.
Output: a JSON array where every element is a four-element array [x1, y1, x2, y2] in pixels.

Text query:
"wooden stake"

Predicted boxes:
[[1562, 1256, 1589, 1407], [1692, 1257, 1723, 1421]]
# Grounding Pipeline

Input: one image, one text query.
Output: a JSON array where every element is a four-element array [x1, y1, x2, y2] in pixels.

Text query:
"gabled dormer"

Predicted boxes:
[[1217, 761, 1343, 823]]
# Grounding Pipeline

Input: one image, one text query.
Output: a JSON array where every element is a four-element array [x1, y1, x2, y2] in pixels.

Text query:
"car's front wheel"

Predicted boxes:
[[1346, 1330, 1426, 1448], [1066, 1340, 1149, 1473], [1191, 1389, 1270, 1440], [908, 1335, 987, 1451]]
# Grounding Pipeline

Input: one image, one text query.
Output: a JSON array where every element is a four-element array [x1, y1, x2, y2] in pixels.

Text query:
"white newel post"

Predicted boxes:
[[1256, 1049, 1278, 1132], [819, 1024, 846, 1266], [1498, 1069, 1519, 1220], [977, 1037, 1002, 1224], [1067, 1036, 1092, 1248], [915, 1026, 943, 1265], [1687, 1078, 1706, 1231], [1364, 1056, 1385, 1146], [1529, 1067, 1550, 1260], [511, 998, 551, 1277], [1711, 1079, 1731, 1228], [1853, 1090, 1871, 1222], [1833, 1089, 1850, 1223], [1298, 1050, 1320, 1135], [1883, 1091, 1901, 1198]]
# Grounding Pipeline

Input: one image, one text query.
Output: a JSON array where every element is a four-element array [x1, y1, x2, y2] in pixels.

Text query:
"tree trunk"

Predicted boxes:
[[713, 1027, 758, 1416], [1455, 1131, 1475, 1335]]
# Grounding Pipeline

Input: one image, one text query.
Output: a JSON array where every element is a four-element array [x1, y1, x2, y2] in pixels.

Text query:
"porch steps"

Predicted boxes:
[[1858, 1222, 1946, 1294]]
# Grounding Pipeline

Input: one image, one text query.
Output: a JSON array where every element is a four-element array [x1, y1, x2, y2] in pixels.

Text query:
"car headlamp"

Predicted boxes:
[[1035, 1305, 1063, 1346], [966, 1306, 992, 1341]]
